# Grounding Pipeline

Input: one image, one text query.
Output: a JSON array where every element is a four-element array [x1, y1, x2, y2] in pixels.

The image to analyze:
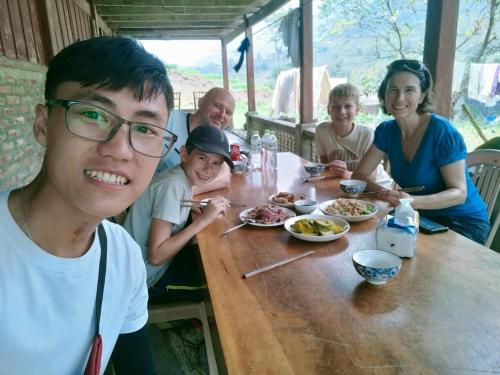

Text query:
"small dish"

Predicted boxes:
[[352, 250, 402, 285], [294, 199, 317, 214], [284, 214, 349, 242]]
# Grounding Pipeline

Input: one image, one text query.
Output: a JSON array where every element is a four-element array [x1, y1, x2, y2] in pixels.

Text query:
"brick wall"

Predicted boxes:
[[0, 56, 46, 191]]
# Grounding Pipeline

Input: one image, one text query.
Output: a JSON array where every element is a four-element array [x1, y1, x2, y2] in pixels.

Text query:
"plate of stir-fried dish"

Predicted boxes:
[[239, 204, 296, 227], [284, 215, 350, 242], [319, 198, 378, 222]]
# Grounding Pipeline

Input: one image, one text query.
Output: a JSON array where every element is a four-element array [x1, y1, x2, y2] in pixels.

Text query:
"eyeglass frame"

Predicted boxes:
[[45, 98, 177, 158]]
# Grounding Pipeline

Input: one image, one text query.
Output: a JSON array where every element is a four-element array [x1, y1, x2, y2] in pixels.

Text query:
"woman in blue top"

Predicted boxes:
[[353, 59, 489, 244]]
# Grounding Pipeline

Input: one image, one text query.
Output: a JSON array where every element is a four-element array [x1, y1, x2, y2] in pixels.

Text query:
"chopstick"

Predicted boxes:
[[357, 186, 425, 197], [242, 250, 315, 279], [303, 175, 326, 183], [180, 199, 246, 207]]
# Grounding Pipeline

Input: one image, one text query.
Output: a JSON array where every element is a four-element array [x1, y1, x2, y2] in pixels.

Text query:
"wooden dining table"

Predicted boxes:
[[196, 152, 500, 374]]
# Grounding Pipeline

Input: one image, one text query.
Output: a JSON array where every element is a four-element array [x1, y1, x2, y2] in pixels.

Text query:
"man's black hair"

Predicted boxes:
[[45, 36, 173, 110]]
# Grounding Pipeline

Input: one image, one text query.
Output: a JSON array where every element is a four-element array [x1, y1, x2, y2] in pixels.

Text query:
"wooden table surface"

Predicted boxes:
[[196, 152, 500, 374]]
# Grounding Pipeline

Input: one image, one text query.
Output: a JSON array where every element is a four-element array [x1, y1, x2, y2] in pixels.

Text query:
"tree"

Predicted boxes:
[[317, 0, 427, 93]]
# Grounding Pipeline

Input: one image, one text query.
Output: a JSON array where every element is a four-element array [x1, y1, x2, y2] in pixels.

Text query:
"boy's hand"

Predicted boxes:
[[327, 160, 349, 178], [199, 196, 229, 224]]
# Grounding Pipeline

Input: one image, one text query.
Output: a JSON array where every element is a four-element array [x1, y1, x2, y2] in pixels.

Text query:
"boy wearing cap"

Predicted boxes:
[[124, 125, 232, 302]]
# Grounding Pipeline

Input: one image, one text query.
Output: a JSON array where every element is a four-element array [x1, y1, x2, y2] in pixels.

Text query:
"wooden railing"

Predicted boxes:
[[245, 112, 319, 162]]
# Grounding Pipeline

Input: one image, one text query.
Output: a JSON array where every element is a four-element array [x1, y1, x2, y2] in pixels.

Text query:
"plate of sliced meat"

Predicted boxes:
[[268, 192, 309, 208], [239, 204, 296, 227]]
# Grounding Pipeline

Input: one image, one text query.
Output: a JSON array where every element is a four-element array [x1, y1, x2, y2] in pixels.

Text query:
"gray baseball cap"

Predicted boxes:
[[186, 124, 234, 169]]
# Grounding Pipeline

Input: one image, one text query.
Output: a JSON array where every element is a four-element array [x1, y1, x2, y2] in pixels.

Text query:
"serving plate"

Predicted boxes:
[[239, 206, 296, 227], [268, 192, 309, 208], [284, 214, 350, 242], [319, 199, 378, 223]]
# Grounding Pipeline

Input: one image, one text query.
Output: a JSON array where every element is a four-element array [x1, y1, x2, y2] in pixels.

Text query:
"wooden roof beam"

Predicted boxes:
[[100, 14, 237, 21], [223, 0, 289, 42], [97, 0, 259, 6], [113, 22, 232, 28]]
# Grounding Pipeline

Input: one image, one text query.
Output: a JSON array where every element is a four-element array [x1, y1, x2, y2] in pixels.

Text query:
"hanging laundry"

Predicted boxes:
[[452, 61, 466, 93], [270, 66, 334, 119], [468, 63, 500, 107], [233, 37, 251, 73], [279, 8, 301, 67]]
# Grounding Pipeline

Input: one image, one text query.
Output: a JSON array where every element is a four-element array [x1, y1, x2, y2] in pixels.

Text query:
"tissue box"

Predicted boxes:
[[376, 215, 418, 258]]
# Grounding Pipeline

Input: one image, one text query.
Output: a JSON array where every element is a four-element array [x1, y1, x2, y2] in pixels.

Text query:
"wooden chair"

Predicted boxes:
[[148, 301, 218, 374], [173, 91, 181, 109], [467, 149, 500, 248], [193, 91, 206, 111]]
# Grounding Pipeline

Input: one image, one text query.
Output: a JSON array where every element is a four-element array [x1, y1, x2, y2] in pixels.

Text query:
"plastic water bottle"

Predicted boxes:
[[261, 130, 272, 169], [250, 131, 262, 170], [268, 131, 278, 170]]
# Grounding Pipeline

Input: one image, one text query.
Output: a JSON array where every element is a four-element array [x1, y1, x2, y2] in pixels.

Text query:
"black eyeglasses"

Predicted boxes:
[[46, 99, 177, 158], [387, 59, 425, 72]]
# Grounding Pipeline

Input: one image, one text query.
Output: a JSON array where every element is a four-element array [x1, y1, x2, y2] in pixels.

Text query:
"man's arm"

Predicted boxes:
[[192, 163, 230, 195], [111, 324, 156, 374]]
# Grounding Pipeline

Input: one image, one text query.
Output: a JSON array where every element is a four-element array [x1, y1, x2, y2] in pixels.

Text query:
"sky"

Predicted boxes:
[[140, 40, 222, 67]]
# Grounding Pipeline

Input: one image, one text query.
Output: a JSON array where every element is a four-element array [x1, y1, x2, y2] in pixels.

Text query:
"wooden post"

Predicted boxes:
[[245, 16, 256, 112], [221, 39, 229, 90], [423, 0, 459, 118], [299, 0, 313, 124], [39, 0, 57, 60]]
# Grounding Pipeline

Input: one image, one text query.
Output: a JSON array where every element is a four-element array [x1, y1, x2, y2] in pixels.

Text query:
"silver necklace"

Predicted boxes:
[[20, 187, 33, 240]]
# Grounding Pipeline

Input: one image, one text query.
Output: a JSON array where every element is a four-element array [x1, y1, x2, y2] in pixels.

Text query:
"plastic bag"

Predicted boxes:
[[394, 198, 419, 228]]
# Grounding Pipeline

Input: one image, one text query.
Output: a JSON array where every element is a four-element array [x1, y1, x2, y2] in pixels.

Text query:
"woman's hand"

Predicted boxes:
[[327, 160, 349, 178], [377, 189, 411, 207]]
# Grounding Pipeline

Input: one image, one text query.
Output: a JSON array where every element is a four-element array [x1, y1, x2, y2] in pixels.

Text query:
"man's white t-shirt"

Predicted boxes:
[[156, 109, 190, 174], [0, 190, 149, 375], [124, 165, 193, 287]]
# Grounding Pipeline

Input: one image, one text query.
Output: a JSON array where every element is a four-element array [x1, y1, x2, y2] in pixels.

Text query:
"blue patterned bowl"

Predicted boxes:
[[232, 160, 246, 173], [304, 163, 326, 176], [352, 250, 402, 285], [340, 179, 367, 195]]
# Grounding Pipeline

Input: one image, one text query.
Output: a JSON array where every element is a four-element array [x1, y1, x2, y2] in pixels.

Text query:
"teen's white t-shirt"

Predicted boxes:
[[315, 122, 392, 187], [0, 190, 148, 375]]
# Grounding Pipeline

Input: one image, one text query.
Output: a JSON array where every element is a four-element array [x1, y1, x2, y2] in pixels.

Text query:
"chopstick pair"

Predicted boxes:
[[357, 186, 425, 197], [180, 199, 246, 208]]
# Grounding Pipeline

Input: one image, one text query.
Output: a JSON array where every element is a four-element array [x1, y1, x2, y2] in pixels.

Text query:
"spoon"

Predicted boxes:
[[221, 219, 256, 237]]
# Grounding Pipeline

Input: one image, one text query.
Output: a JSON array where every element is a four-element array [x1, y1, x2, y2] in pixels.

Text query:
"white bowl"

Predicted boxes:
[[294, 199, 318, 214], [352, 250, 402, 285], [284, 214, 349, 242], [319, 199, 378, 223]]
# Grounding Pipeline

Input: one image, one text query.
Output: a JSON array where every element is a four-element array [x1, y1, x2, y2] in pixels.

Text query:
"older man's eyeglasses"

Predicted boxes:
[[46, 99, 177, 158]]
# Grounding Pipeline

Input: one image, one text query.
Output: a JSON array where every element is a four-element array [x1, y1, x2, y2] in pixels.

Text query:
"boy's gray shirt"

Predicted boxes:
[[124, 164, 192, 287]]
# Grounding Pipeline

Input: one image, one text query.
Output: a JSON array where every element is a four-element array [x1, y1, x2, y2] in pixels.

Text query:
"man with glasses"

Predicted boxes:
[[0, 37, 173, 373]]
